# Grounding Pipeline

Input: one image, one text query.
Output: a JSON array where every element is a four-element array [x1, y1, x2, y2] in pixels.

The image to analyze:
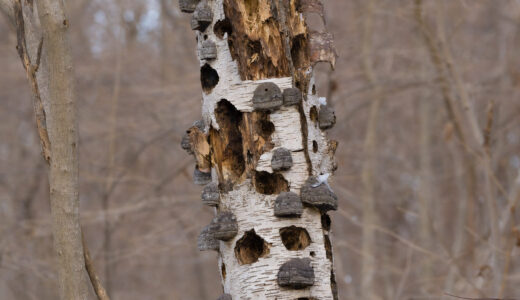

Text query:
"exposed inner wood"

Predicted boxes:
[[223, 0, 308, 81], [279, 226, 311, 250], [234, 229, 271, 265], [209, 100, 275, 191]]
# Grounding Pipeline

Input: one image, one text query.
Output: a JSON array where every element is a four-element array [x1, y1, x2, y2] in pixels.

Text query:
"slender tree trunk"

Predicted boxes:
[[35, 0, 89, 299], [180, 0, 339, 298], [360, 1, 380, 298]]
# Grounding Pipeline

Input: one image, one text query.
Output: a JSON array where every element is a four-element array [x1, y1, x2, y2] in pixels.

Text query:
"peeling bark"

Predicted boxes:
[[180, 0, 338, 298]]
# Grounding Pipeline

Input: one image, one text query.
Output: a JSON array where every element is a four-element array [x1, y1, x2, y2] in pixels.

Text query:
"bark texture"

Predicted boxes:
[[35, 0, 89, 299], [181, 0, 338, 299]]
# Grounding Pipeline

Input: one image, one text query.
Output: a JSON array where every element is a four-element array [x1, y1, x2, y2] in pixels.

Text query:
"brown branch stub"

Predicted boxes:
[[82, 233, 111, 300], [13, 0, 51, 164]]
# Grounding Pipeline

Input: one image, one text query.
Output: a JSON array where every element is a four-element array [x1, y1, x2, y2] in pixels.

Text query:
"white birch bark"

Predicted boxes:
[[183, 0, 338, 299]]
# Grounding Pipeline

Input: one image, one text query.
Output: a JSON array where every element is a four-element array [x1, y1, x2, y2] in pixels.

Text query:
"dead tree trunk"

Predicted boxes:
[[180, 0, 338, 299]]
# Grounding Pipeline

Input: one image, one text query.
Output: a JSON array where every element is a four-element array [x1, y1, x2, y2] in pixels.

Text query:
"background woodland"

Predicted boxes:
[[1, 0, 520, 299]]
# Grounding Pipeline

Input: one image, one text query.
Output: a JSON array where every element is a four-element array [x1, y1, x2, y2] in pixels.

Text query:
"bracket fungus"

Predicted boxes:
[[208, 212, 238, 241], [193, 167, 212, 185], [301, 177, 338, 212], [197, 225, 219, 251], [271, 147, 293, 171], [181, 133, 193, 154], [252, 82, 283, 111], [179, 0, 200, 13], [283, 88, 302, 106], [277, 258, 315, 289], [191, 2, 213, 32], [217, 294, 232, 300], [318, 105, 336, 130], [274, 192, 303, 217], [201, 182, 220, 206], [199, 39, 217, 60]]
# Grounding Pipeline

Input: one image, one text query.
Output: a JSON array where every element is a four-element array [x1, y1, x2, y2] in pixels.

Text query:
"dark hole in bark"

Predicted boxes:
[[312, 84, 316, 95], [324, 233, 332, 260], [234, 229, 270, 265], [213, 100, 246, 180], [310, 251, 316, 257], [310, 106, 318, 123], [321, 213, 331, 231], [291, 34, 308, 70], [312, 140, 318, 153], [247, 40, 262, 61], [331, 270, 339, 300], [247, 150, 253, 164], [214, 18, 233, 39], [255, 115, 275, 140], [294, 0, 303, 12], [221, 263, 226, 280], [280, 226, 311, 251], [203, 34, 208, 40], [201, 64, 219, 93], [253, 171, 288, 195]]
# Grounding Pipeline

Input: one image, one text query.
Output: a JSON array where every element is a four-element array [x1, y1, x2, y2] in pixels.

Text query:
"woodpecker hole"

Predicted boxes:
[[221, 263, 226, 280], [201, 64, 219, 93], [280, 226, 311, 251], [234, 229, 270, 265], [324, 233, 332, 260], [312, 140, 318, 153], [321, 213, 331, 231], [253, 171, 289, 195], [214, 18, 233, 39], [310, 106, 318, 123]]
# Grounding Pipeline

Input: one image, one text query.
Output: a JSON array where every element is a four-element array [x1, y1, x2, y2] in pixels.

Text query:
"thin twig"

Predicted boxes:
[[82, 232, 111, 300]]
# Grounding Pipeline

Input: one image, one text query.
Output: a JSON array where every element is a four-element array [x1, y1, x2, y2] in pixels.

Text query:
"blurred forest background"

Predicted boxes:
[[1, 0, 520, 299]]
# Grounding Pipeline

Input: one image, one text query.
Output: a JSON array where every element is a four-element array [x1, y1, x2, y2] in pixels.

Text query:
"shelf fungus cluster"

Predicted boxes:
[[277, 258, 315, 289], [301, 177, 338, 212], [217, 294, 232, 300], [179, 0, 338, 298], [274, 192, 303, 217]]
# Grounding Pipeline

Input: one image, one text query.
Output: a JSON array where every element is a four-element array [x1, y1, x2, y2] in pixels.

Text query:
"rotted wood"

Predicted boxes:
[[274, 191, 303, 217], [184, 120, 211, 172], [301, 176, 338, 212], [222, 0, 307, 81], [277, 258, 315, 289]]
